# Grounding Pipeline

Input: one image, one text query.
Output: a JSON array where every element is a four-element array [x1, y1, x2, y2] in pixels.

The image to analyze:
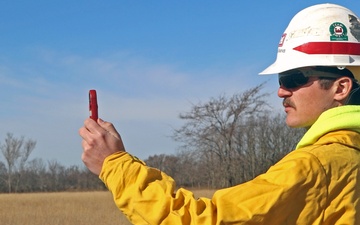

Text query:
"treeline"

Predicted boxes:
[[0, 83, 306, 192], [0, 161, 106, 193], [0, 133, 105, 193]]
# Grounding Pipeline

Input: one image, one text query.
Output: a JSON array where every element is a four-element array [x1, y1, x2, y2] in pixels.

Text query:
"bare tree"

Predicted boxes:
[[173, 83, 270, 187], [0, 133, 36, 192], [235, 114, 306, 183], [47, 159, 66, 191]]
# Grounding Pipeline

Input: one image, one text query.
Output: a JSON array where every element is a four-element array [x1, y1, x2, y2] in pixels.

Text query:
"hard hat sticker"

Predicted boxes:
[[349, 14, 360, 42], [278, 33, 287, 47], [330, 22, 348, 41]]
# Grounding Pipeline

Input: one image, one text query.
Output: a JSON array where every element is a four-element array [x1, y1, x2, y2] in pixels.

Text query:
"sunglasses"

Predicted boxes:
[[278, 67, 352, 89], [279, 71, 310, 89], [278, 71, 318, 89]]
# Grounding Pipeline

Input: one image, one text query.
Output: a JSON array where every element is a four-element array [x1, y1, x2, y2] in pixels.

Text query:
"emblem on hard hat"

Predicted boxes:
[[330, 22, 348, 41]]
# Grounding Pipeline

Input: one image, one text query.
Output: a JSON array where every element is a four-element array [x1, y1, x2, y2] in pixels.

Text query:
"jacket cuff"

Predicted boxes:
[[99, 151, 146, 186]]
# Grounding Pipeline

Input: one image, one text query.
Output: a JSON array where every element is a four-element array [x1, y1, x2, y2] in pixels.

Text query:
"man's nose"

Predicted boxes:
[[277, 86, 292, 98]]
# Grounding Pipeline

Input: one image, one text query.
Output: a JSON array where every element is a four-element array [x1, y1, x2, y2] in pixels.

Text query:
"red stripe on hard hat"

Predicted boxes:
[[293, 42, 360, 55]]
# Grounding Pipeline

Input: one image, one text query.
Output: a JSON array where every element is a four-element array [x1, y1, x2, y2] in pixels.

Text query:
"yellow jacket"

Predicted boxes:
[[100, 106, 360, 224]]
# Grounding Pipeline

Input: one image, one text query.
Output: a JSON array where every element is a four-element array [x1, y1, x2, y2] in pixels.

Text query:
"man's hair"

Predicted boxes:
[[318, 78, 336, 90], [318, 75, 360, 105]]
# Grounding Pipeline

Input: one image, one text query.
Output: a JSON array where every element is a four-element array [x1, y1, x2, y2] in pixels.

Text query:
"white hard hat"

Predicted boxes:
[[260, 3, 360, 79]]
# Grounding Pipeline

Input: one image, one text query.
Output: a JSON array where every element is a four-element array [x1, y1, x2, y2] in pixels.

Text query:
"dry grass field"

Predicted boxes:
[[0, 189, 215, 225]]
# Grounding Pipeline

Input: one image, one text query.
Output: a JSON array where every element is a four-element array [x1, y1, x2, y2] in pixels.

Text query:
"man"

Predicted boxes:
[[79, 4, 360, 224]]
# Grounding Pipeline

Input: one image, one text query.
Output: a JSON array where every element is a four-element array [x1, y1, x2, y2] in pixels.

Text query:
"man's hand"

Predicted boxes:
[[79, 118, 125, 175]]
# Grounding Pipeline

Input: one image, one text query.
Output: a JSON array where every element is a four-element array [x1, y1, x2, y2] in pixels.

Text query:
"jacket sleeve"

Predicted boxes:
[[99, 150, 327, 225]]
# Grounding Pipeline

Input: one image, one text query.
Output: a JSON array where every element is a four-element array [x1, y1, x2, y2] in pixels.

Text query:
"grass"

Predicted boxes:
[[0, 191, 129, 225], [0, 189, 215, 225]]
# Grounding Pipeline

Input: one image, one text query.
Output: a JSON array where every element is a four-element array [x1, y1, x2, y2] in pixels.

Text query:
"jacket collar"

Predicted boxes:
[[296, 106, 360, 149]]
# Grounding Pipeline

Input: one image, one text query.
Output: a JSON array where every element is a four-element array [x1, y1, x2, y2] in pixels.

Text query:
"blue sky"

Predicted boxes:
[[1, 0, 360, 166]]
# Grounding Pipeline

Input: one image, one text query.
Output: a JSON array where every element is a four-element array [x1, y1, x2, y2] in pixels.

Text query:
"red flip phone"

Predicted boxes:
[[89, 90, 98, 121]]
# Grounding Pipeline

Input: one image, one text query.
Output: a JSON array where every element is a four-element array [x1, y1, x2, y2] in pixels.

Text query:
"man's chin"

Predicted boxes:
[[285, 118, 303, 128]]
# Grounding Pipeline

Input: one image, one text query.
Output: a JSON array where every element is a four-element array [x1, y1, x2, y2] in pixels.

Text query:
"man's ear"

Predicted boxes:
[[333, 77, 353, 102]]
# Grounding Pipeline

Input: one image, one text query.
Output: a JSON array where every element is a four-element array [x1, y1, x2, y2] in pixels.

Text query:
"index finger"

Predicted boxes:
[[79, 118, 101, 140]]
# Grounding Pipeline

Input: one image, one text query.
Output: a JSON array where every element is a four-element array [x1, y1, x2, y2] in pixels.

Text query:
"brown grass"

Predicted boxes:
[[0, 189, 216, 225]]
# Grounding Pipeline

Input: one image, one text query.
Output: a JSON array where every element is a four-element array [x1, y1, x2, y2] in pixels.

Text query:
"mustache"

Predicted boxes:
[[283, 98, 295, 108]]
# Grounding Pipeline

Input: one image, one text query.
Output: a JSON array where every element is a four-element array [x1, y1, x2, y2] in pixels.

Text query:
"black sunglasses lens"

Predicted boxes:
[[279, 73, 309, 89]]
